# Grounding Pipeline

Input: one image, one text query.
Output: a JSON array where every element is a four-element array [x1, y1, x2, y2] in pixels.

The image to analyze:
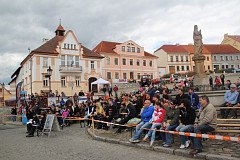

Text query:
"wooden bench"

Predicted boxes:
[[127, 124, 138, 137], [214, 118, 240, 134]]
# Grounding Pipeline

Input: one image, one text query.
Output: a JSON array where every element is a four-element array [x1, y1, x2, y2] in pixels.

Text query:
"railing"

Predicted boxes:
[[59, 65, 82, 72]]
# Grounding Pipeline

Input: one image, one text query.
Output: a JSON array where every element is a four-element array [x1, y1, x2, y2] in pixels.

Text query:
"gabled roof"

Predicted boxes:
[[182, 45, 211, 54], [155, 45, 188, 53], [82, 45, 103, 59], [93, 41, 120, 54], [11, 66, 22, 79], [204, 44, 240, 54], [227, 35, 240, 43], [93, 41, 157, 58]]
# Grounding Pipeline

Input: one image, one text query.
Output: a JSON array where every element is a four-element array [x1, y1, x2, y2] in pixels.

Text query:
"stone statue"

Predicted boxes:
[[193, 25, 203, 56]]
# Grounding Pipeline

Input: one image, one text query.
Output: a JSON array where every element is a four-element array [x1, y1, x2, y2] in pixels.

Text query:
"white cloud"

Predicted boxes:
[[0, 0, 240, 83]]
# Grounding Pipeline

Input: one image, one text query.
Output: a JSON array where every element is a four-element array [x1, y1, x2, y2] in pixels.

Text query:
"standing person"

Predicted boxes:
[[102, 85, 107, 97], [78, 90, 85, 96], [108, 85, 113, 97], [113, 85, 119, 97], [190, 95, 217, 156], [129, 100, 154, 143], [209, 76, 213, 88], [220, 73, 225, 87], [11, 106, 17, 122], [188, 88, 200, 110]]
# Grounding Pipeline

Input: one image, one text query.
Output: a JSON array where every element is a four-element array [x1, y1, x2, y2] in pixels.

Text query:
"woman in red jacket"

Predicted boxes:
[[142, 102, 165, 146]]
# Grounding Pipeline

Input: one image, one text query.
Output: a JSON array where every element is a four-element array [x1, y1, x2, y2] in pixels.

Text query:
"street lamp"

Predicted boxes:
[[45, 66, 53, 94]]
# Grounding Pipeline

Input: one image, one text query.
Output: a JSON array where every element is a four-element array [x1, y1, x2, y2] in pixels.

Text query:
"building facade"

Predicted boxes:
[[92, 40, 158, 81], [222, 34, 240, 51], [10, 25, 103, 95]]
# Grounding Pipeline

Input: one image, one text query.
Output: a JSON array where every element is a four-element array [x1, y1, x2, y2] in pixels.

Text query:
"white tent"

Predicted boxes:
[[91, 78, 110, 92]]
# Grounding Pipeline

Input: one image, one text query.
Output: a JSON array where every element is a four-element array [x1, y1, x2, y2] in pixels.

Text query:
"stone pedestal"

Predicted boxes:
[[193, 55, 208, 86]]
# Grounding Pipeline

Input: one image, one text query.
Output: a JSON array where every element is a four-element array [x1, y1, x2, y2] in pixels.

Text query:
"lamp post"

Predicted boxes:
[[45, 66, 53, 94]]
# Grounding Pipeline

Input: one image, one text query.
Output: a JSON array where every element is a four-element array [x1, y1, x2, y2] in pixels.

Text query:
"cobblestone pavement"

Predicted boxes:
[[93, 127, 240, 159], [0, 124, 194, 160]]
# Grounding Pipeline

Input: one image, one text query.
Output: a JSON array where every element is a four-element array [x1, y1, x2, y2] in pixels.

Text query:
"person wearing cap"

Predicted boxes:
[[220, 83, 239, 118]]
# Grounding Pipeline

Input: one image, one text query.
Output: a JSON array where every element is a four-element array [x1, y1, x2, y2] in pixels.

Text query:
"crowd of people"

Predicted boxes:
[[11, 76, 240, 156]]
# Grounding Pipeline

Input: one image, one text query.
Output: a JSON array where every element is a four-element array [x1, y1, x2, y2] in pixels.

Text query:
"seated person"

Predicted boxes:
[[142, 102, 165, 146], [231, 86, 240, 118], [160, 101, 179, 147], [26, 112, 47, 137], [104, 98, 117, 130], [220, 84, 239, 118], [115, 96, 137, 133], [176, 99, 196, 149], [93, 102, 106, 129], [129, 100, 154, 143]]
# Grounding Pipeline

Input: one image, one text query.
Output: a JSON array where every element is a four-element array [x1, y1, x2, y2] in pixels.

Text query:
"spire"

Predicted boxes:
[[55, 19, 65, 36]]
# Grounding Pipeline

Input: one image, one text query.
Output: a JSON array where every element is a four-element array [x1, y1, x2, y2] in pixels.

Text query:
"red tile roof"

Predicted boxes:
[[82, 45, 103, 59], [155, 45, 187, 53], [182, 45, 211, 54], [228, 35, 240, 43], [93, 41, 157, 58], [93, 41, 120, 54], [204, 44, 240, 54]]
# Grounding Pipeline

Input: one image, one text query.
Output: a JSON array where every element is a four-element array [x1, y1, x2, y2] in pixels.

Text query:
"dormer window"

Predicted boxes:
[[74, 44, 76, 50], [71, 44, 73, 49], [122, 46, 125, 52], [67, 44, 70, 49], [64, 43, 66, 49], [137, 48, 140, 53], [132, 47, 135, 52]]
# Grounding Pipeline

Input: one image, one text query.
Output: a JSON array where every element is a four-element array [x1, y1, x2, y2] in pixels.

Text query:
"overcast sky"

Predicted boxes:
[[0, 0, 240, 84]]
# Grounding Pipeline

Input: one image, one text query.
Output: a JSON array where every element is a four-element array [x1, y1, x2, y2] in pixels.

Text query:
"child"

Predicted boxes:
[[62, 108, 69, 126]]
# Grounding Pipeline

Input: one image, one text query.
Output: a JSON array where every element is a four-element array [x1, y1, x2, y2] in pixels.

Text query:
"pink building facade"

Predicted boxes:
[[93, 40, 158, 82]]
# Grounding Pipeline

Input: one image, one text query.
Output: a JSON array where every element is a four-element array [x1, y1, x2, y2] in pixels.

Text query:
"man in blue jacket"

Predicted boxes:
[[188, 88, 200, 110], [129, 100, 154, 143]]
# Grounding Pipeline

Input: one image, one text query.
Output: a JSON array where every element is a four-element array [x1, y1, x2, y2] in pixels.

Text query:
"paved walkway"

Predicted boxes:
[[0, 124, 193, 160], [88, 127, 240, 160]]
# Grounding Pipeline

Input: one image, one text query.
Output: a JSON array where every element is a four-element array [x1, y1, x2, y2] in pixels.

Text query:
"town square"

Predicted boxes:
[[0, 0, 240, 160]]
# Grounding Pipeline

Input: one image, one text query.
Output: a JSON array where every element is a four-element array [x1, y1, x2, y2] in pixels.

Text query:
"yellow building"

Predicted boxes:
[[0, 83, 12, 107], [222, 34, 240, 51]]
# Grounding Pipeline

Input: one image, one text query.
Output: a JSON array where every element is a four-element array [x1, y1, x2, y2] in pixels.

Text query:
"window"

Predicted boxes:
[[230, 56, 233, 60], [214, 56, 217, 61], [137, 48, 140, 53], [143, 60, 146, 66], [43, 57, 48, 67], [231, 65, 234, 68], [127, 46, 131, 52], [137, 73, 141, 79], [130, 72, 134, 79], [207, 56, 209, 61], [238, 65, 240, 69], [107, 72, 111, 79], [176, 56, 179, 62], [170, 56, 173, 62], [226, 65, 229, 69], [220, 56, 223, 61], [61, 77, 66, 87], [208, 65, 210, 70], [106, 57, 110, 65], [181, 56, 184, 62], [115, 72, 119, 79], [186, 56, 189, 62], [91, 61, 95, 69], [43, 78, 48, 87], [149, 61, 153, 67], [64, 43, 66, 48], [123, 73, 127, 79], [67, 56, 74, 66], [122, 46, 125, 52], [61, 55, 65, 66], [236, 56, 239, 60], [213, 65, 219, 70], [130, 59, 133, 65], [122, 58, 126, 65], [132, 47, 135, 52], [71, 44, 73, 49], [67, 44, 70, 49], [181, 66, 184, 71], [222, 65, 225, 69], [177, 66, 180, 71], [186, 66, 189, 71], [114, 58, 118, 65], [225, 56, 228, 61], [75, 77, 80, 87], [136, 59, 140, 66], [74, 44, 76, 50], [75, 56, 79, 67]]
